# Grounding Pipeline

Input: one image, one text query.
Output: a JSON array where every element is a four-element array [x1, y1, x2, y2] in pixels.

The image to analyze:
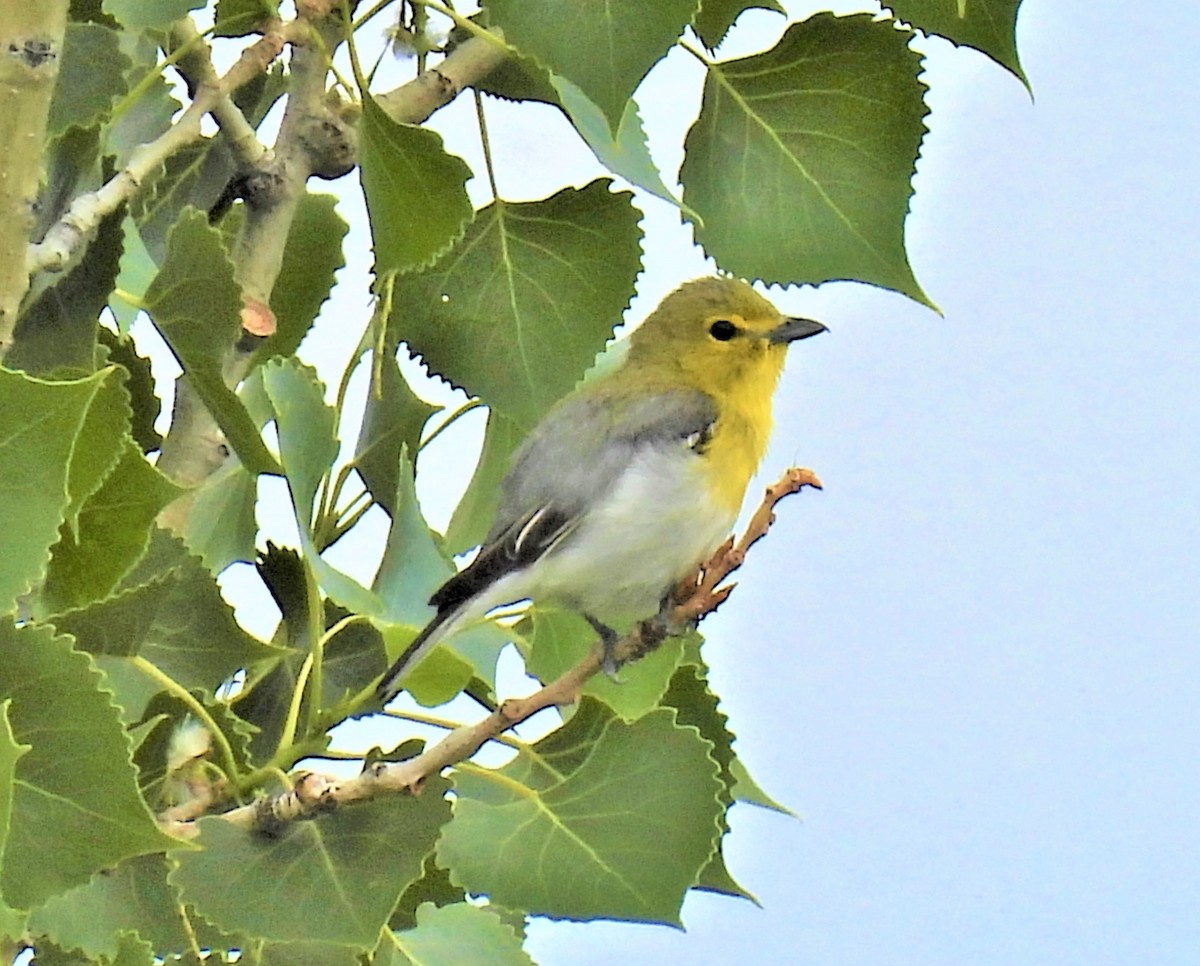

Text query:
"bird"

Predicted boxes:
[[375, 276, 827, 702]]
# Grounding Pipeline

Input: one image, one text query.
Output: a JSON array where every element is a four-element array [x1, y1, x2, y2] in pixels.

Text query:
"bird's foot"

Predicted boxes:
[[585, 614, 623, 682]]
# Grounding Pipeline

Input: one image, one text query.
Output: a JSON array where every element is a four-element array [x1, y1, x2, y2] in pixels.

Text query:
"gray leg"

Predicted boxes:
[[584, 614, 622, 680]]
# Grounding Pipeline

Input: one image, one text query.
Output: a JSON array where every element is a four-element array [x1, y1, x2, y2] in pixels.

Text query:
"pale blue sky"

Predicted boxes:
[[185, 0, 1200, 961]]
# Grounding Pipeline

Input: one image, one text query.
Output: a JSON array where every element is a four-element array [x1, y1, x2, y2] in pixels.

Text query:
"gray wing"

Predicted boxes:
[[427, 388, 716, 615], [492, 388, 718, 537]]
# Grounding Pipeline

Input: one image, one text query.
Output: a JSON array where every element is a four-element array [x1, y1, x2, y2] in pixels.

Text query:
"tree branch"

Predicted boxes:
[[168, 19, 272, 171], [375, 33, 510, 125], [25, 18, 301, 277], [167, 467, 823, 837], [0, 0, 69, 359]]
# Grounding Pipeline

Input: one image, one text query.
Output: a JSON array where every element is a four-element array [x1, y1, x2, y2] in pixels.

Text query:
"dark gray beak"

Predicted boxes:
[[768, 316, 829, 344]]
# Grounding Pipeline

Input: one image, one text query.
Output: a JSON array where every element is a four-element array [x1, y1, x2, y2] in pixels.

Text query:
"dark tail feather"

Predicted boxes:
[[375, 607, 458, 703]]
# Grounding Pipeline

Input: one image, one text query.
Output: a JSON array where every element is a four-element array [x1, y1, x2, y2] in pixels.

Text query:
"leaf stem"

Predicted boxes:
[[420, 397, 483, 451], [130, 657, 243, 795], [383, 708, 524, 748], [302, 556, 325, 735], [108, 20, 216, 124], [353, 0, 399, 31], [279, 652, 315, 752], [474, 89, 500, 201]]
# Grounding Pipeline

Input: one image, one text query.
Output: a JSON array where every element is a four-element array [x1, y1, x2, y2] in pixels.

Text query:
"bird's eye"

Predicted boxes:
[[709, 319, 738, 341]]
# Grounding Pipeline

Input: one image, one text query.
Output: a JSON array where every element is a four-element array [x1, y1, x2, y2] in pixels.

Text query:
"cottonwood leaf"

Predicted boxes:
[[681, 13, 933, 306], [173, 777, 451, 947], [97, 327, 162, 453], [0, 702, 30, 935], [389, 856, 465, 933], [8, 208, 125, 377], [29, 854, 195, 961], [105, 32, 181, 169], [381, 903, 532, 966], [49, 23, 130, 137], [439, 700, 723, 924], [661, 661, 755, 900], [353, 350, 441, 518], [103, 0, 206, 28], [144, 209, 279, 474], [48, 547, 278, 695], [522, 607, 687, 720], [693, 0, 785, 50], [0, 367, 120, 612], [889, 0, 1027, 84], [358, 92, 473, 275], [214, 0, 278, 37], [551, 78, 692, 216], [252, 193, 348, 365], [441, 410, 523, 556], [261, 357, 381, 615], [0, 623, 177, 908], [730, 754, 791, 814], [183, 459, 258, 572], [390, 179, 642, 428], [374, 452, 510, 695], [40, 440, 186, 616], [485, 0, 699, 134], [110, 217, 157, 332]]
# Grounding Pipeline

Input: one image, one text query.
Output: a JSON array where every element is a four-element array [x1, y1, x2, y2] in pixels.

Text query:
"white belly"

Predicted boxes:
[[504, 447, 736, 623]]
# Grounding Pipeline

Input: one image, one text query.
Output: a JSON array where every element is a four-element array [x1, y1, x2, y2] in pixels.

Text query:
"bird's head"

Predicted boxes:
[[627, 276, 827, 398]]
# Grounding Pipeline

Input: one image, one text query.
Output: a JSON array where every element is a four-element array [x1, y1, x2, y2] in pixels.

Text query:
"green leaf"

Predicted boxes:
[[9, 207, 125, 377], [261, 358, 381, 615], [28, 854, 196, 961], [111, 931, 155, 966], [0, 701, 31, 932], [439, 700, 723, 924], [97, 327, 162, 453], [660, 661, 756, 900], [48, 547, 278, 695], [252, 193, 349, 365], [390, 179, 642, 428], [257, 941, 361, 966], [103, 0, 206, 29], [105, 33, 181, 170], [214, 0, 279, 37], [40, 440, 186, 616], [61, 368, 132, 534], [144, 208, 280, 474], [485, 0, 700, 133], [358, 92, 473, 275], [382, 903, 532, 965], [552, 78, 693, 217], [692, 0, 784, 50], [681, 13, 934, 307], [49, 23, 130, 137], [110, 217, 158, 332], [374, 452, 510, 692], [353, 351, 441, 518], [0, 367, 116, 613], [173, 777, 452, 948], [0, 623, 177, 908], [523, 607, 687, 720], [441, 410, 523, 556], [889, 0, 1027, 84], [389, 855, 465, 933], [183, 460, 258, 572], [729, 754, 791, 814]]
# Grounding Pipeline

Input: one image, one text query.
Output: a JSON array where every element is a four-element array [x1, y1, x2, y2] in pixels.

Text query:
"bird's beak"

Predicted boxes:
[[768, 316, 828, 344]]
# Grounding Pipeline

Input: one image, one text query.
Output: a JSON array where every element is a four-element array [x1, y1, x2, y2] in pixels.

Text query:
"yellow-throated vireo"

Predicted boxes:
[[376, 276, 826, 701]]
